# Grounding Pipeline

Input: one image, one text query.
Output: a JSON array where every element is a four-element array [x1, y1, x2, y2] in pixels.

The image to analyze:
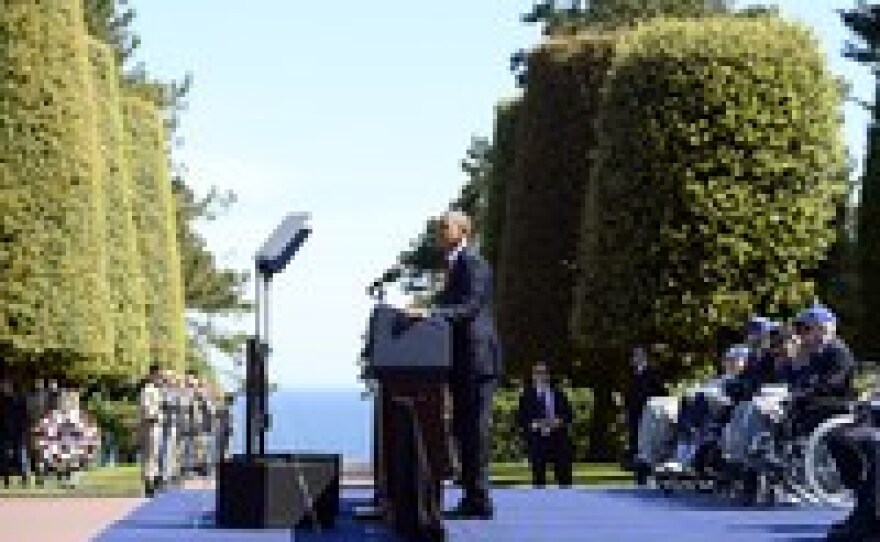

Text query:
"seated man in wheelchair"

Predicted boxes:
[[667, 317, 780, 477], [634, 317, 775, 484], [725, 304, 856, 504], [671, 344, 752, 473]]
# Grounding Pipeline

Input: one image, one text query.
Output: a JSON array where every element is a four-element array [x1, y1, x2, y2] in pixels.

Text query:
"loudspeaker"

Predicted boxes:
[[215, 453, 340, 529]]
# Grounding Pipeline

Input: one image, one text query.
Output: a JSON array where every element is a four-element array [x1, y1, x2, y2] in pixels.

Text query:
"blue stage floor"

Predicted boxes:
[[94, 487, 849, 542]]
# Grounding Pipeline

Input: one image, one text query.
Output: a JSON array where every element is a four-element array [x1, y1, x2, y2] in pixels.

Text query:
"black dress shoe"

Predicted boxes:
[[827, 514, 879, 542], [444, 502, 494, 520]]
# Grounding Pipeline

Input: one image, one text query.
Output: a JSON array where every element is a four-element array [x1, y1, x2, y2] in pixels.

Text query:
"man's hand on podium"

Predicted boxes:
[[404, 307, 430, 320]]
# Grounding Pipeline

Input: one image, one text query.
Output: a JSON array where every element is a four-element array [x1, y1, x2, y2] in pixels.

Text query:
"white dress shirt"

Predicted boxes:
[[447, 239, 467, 269], [536, 385, 556, 421]]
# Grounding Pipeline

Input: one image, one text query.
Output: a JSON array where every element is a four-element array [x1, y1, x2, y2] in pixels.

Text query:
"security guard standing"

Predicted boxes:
[[139, 364, 164, 497]]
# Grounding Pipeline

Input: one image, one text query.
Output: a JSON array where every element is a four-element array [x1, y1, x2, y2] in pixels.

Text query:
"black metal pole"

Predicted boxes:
[[259, 276, 270, 456], [246, 265, 261, 459]]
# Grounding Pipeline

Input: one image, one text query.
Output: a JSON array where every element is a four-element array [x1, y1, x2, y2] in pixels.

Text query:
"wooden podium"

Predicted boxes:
[[363, 305, 452, 542]]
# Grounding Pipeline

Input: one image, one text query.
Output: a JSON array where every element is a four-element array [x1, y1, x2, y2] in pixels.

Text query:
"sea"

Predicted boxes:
[[230, 388, 374, 463]]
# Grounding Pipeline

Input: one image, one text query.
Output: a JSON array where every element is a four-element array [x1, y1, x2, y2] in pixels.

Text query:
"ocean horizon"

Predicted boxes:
[[230, 388, 374, 463]]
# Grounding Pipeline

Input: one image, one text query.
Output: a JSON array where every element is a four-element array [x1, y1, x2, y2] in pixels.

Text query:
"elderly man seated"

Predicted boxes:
[[671, 344, 751, 470]]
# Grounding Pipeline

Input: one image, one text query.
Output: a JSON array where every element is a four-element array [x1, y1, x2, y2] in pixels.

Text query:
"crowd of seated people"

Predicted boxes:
[[635, 302, 862, 505]]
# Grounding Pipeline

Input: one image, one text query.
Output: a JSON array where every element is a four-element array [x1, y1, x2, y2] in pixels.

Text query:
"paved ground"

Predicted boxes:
[[94, 487, 851, 542], [0, 497, 145, 542], [0, 466, 373, 542]]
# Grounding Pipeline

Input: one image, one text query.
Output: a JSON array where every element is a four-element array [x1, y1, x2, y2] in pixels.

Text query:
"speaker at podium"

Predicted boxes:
[[361, 303, 452, 542]]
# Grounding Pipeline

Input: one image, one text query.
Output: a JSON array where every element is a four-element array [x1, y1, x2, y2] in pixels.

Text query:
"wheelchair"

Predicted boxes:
[[636, 383, 735, 494], [637, 384, 860, 508], [721, 387, 857, 507]]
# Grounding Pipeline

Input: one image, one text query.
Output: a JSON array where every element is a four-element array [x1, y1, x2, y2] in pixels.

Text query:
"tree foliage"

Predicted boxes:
[[497, 34, 618, 380], [841, 2, 880, 359], [0, 1, 113, 384], [523, 0, 728, 35], [88, 37, 151, 379], [123, 95, 187, 372], [574, 16, 847, 383]]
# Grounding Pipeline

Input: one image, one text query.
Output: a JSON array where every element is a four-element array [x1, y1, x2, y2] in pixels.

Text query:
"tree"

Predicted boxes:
[[497, 34, 618, 383], [369, 136, 495, 299], [82, 0, 140, 62], [0, 1, 114, 385], [173, 179, 253, 374], [522, 0, 728, 35], [576, 15, 847, 384], [841, 2, 880, 359]]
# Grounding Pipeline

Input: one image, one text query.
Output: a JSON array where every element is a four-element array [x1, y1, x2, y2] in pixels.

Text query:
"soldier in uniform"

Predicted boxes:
[[179, 371, 196, 478], [159, 370, 179, 487], [139, 364, 163, 497], [194, 378, 214, 476], [215, 391, 234, 464]]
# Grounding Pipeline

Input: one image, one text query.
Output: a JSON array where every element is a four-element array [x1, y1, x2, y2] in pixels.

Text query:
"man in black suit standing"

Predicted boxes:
[[517, 362, 574, 487], [407, 210, 502, 519], [625, 346, 665, 483]]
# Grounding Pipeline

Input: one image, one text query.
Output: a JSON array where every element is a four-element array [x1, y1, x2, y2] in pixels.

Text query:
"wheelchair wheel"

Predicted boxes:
[[802, 413, 856, 509]]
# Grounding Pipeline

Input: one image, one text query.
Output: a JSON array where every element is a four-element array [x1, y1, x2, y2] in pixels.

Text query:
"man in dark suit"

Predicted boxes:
[[407, 210, 502, 519], [624, 346, 664, 482], [0, 378, 27, 487], [517, 362, 574, 487]]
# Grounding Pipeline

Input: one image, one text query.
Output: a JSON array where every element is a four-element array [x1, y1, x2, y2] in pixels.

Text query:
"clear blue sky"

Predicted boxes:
[[133, 1, 874, 389]]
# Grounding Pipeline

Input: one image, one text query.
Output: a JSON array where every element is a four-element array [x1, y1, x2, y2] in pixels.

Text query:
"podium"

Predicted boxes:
[[363, 304, 452, 541]]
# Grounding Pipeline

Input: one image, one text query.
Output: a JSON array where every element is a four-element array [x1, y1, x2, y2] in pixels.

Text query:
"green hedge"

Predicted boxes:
[[122, 96, 187, 371], [492, 385, 596, 463], [496, 33, 618, 380], [481, 99, 520, 274], [0, 1, 113, 381], [574, 16, 847, 378], [88, 37, 151, 379]]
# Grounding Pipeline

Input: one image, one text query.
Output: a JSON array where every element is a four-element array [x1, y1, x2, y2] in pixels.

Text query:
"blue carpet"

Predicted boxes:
[[95, 487, 849, 542]]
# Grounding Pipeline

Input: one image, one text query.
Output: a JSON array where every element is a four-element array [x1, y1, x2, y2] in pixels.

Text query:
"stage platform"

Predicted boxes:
[[94, 486, 848, 542]]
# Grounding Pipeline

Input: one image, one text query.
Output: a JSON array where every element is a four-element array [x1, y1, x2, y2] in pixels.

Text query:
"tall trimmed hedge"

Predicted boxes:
[[88, 38, 151, 378], [496, 33, 618, 379], [574, 16, 848, 379], [122, 96, 186, 371], [0, 1, 113, 381], [482, 99, 520, 275]]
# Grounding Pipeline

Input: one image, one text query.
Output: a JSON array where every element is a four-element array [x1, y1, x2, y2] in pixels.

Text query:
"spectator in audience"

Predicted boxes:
[[625, 346, 665, 476], [516, 362, 574, 488], [0, 378, 27, 487], [733, 316, 780, 403], [675, 344, 750, 466], [795, 304, 855, 400]]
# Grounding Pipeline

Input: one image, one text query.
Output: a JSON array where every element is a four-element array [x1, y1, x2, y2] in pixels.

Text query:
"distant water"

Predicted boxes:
[[231, 389, 373, 463]]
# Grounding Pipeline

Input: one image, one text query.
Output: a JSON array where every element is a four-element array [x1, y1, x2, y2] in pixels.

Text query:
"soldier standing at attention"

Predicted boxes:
[[159, 370, 179, 487], [139, 364, 163, 497]]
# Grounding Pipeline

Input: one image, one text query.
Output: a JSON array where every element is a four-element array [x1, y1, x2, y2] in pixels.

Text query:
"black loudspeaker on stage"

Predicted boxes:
[[214, 214, 344, 530], [215, 453, 340, 529]]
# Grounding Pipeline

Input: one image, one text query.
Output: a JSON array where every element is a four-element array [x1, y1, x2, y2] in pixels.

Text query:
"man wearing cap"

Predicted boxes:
[[731, 316, 780, 403], [796, 304, 855, 401]]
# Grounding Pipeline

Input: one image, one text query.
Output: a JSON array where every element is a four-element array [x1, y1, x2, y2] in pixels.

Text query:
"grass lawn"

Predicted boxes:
[[0, 465, 142, 498], [0, 462, 632, 497], [490, 462, 632, 487]]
